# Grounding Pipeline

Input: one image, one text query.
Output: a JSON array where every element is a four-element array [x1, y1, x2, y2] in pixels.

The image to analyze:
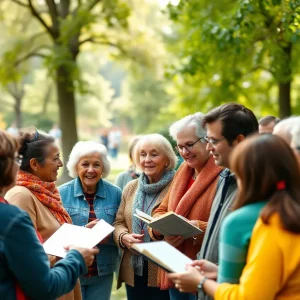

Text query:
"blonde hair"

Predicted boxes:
[[134, 134, 177, 171]]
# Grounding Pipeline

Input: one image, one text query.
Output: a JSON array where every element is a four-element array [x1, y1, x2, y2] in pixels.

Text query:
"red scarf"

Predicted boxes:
[[16, 170, 72, 225], [0, 197, 43, 300], [159, 156, 223, 289]]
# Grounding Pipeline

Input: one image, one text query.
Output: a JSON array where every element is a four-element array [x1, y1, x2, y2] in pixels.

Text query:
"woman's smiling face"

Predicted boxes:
[[76, 153, 103, 193]]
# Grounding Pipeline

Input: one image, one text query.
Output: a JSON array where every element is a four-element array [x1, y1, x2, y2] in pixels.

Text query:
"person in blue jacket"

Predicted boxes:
[[0, 129, 98, 300], [59, 141, 122, 300]]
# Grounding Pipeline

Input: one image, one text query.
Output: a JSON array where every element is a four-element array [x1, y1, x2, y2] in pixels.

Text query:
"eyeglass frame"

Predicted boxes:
[[204, 136, 226, 146], [175, 137, 206, 153]]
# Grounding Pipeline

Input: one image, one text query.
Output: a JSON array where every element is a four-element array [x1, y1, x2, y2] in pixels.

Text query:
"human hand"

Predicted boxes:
[[190, 259, 218, 279], [65, 245, 99, 267], [168, 265, 203, 293], [121, 233, 144, 250], [164, 235, 185, 247], [85, 219, 99, 229], [152, 229, 163, 239]]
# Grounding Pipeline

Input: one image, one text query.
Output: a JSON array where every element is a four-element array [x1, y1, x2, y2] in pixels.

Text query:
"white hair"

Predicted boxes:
[[169, 112, 206, 141], [291, 123, 300, 149], [273, 116, 300, 144], [134, 134, 178, 171], [67, 141, 111, 178]]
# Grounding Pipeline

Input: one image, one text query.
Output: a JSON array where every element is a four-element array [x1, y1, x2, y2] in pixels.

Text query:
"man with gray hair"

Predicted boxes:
[[273, 116, 300, 144]]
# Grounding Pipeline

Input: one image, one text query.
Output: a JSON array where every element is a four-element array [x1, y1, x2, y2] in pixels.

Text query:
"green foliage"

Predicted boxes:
[[165, 0, 300, 117]]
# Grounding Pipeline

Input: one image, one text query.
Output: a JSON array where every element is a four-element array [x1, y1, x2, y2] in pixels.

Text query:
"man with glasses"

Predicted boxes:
[[197, 103, 258, 299]]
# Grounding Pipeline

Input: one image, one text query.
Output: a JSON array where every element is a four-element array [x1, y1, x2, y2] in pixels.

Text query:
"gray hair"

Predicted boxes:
[[169, 112, 206, 141], [273, 116, 300, 144], [291, 124, 300, 150], [134, 134, 178, 171], [67, 141, 111, 178]]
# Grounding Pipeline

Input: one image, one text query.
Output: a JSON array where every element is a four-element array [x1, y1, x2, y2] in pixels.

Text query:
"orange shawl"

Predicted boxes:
[[156, 156, 223, 289], [16, 170, 72, 225]]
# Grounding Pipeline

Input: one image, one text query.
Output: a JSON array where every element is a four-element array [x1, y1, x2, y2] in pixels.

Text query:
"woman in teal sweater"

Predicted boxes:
[[0, 129, 98, 300]]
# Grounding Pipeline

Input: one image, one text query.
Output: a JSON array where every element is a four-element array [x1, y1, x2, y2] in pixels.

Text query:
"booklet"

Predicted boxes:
[[132, 241, 193, 273], [134, 209, 202, 239], [43, 219, 114, 258]]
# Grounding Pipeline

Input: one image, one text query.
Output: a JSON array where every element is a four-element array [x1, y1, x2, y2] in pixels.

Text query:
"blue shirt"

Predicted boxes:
[[59, 177, 122, 276], [0, 202, 86, 300]]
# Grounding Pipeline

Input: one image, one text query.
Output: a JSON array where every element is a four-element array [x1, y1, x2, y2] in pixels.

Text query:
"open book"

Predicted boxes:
[[134, 209, 202, 239], [43, 219, 114, 258], [132, 241, 193, 273]]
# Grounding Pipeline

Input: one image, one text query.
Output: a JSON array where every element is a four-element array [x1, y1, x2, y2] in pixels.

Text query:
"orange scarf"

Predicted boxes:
[[159, 156, 223, 289], [16, 170, 72, 225]]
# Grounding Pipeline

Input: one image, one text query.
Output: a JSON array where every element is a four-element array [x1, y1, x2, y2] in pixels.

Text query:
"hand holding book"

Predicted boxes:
[[134, 209, 202, 239], [121, 232, 144, 254]]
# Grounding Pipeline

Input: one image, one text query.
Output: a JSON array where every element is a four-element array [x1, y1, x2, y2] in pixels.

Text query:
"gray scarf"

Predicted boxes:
[[131, 169, 175, 276]]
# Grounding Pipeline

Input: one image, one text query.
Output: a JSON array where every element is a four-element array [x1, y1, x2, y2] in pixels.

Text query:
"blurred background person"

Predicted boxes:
[[151, 113, 222, 300], [6, 122, 18, 136], [169, 134, 300, 299], [108, 127, 122, 159], [49, 123, 62, 145], [59, 141, 122, 300], [115, 136, 141, 190], [5, 127, 82, 300], [114, 133, 177, 300], [99, 128, 109, 150], [258, 115, 280, 134]]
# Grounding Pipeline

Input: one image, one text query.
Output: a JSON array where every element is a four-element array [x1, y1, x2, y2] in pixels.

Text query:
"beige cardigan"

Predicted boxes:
[[6, 185, 82, 300], [113, 179, 172, 289]]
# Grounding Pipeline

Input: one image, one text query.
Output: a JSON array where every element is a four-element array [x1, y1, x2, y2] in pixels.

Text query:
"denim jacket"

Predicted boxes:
[[59, 177, 122, 276], [0, 202, 86, 300]]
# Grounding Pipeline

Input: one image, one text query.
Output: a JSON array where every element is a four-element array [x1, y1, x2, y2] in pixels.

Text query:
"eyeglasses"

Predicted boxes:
[[204, 136, 226, 146], [176, 137, 206, 153], [14, 155, 23, 165]]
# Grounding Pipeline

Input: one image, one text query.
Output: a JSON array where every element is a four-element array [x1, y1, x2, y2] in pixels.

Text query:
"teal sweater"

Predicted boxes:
[[0, 202, 87, 300], [217, 201, 267, 284]]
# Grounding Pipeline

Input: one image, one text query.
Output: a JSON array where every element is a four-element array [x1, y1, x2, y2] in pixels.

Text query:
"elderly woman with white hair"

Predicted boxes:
[[113, 133, 177, 300], [59, 141, 122, 300], [151, 113, 223, 300], [291, 123, 300, 166]]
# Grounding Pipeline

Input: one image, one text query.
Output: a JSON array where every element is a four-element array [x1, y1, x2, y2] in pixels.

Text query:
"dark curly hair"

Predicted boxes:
[[18, 127, 55, 172]]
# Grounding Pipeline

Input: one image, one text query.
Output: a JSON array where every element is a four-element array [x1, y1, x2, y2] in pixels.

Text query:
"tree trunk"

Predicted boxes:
[[14, 96, 22, 128], [278, 44, 292, 118], [56, 65, 78, 184], [278, 81, 291, 118]]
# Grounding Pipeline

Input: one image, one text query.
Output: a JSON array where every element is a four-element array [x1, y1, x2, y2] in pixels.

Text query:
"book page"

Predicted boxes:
[[135, 208, 154, 222], [132, 241, 193, 273], [43, 220, 114, 258]]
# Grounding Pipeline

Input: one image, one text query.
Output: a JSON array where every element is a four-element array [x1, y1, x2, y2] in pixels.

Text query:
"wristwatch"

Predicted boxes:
[[197, 276, 208, 294]]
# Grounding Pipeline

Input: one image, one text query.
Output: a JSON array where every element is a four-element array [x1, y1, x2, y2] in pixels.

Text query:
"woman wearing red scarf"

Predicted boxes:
[[6, 127, 81, 300], [150, 113, 223, 300], [0, 129, 98, 300]]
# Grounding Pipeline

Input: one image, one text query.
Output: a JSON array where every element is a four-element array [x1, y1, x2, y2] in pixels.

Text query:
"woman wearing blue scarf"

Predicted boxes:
[[114, 133, 177, 300]]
